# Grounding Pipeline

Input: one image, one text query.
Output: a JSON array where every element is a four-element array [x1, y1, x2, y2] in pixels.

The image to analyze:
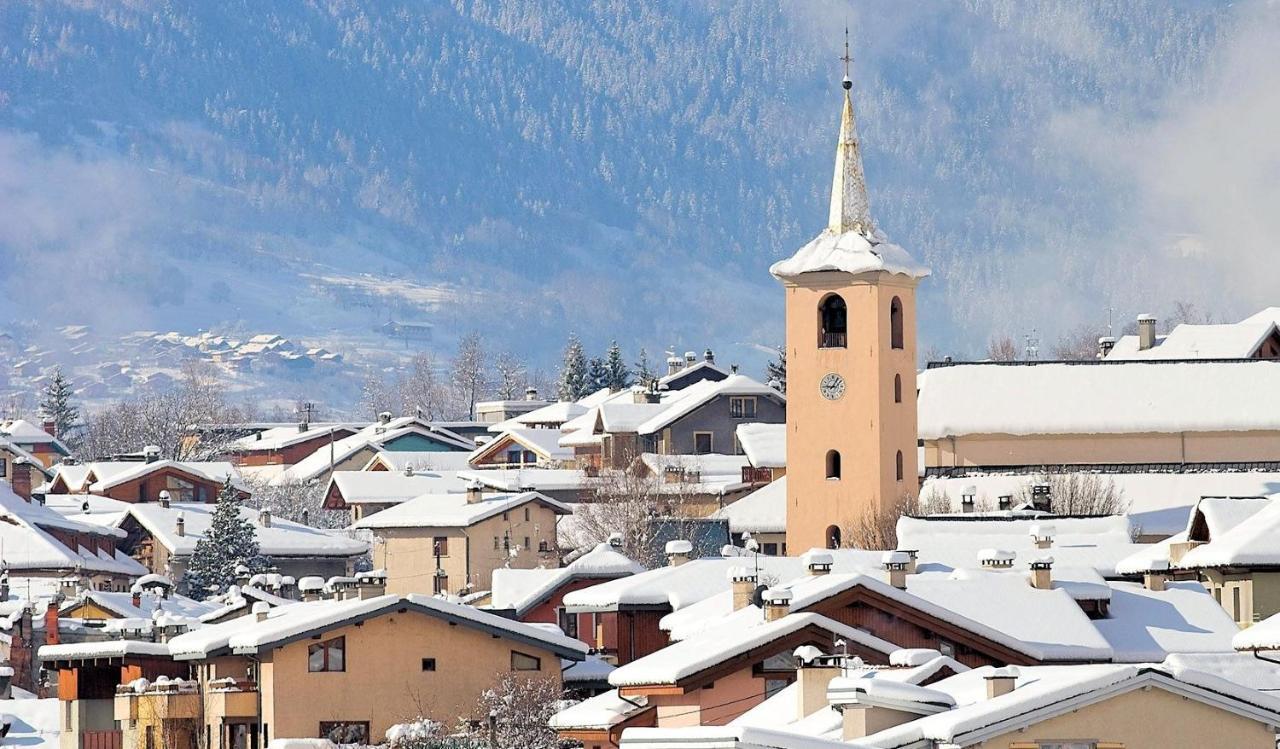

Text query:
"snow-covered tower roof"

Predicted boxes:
[[770, 33, 929, 282]]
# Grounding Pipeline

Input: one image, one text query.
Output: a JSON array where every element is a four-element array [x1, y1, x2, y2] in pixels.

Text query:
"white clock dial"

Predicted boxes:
[[820, 373, 846, 400]]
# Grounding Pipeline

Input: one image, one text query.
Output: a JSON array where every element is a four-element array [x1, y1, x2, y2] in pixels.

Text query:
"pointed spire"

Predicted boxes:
[[828, 28, 874, 236]]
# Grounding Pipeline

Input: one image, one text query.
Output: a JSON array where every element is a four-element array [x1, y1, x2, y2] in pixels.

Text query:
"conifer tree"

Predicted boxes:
[[604, 340, 631, 391], [633, 347, 655, 387], [39, 366, 79, 443], [557, 334, 588, 401], [587, 356, 608, 393], [184, 478, 266, 597], [765, 346, 787, 394]]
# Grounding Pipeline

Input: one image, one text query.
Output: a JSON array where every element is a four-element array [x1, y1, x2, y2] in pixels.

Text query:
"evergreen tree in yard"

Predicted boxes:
[[604, 340, 631, 391], [39, 367, 79, 443], [765, 345, 787, 394], [557, 334, 588, 401], [587, 356, 608, 393], [634, 347, 655, 387], [184, 478, 266, 598]]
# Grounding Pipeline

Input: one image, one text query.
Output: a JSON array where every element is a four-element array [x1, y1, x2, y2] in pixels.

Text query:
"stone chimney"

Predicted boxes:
[[1030, 523, 1055, 550], [763, 588, 792, 621], [665, 539, 693, 567], [258, 509, 272, 528], [882, 551, 910, 590], [9, 460, 33, 502], [730, 567, 759, 611], [158, 490, 171, 509], [143, 445, 161, 464], [1098, 336, 1116, 358], [175, 513, 185, 537], [1029, 556, 1053, 590], [1138, 314, 1157, 351], [465, 479, 484, 505], [802, 551, 833, 576], [252, 601, 270, 623], [979, 549, 1015, 570], [1145, 559, 1170, 592], [985, 666, 1019, 698]]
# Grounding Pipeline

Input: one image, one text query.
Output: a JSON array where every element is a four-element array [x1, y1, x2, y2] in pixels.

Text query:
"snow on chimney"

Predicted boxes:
[[158, 490, 171, 509], [175, 513, 185, 537], [465, 479, 484, 504], [729, 567, 759, 611], [961, 485, 977, 513], [143, 445, 161, 464], [1137, 314, 1157, 351], [703, 349, 715, 364], [985, 666, 1019, 698], [42, 420, 56, 439], [802, 550, 833, 576], [882, 550, 910, 589], [1030, 523, 1055, 550], [665, 539, 692, 567], [763, 588, 792, 621], [1145, 558, 1170, 592], [1097, 336, 1116, 358], [1029, 556, 1053, 590], [525, 386, 539, 401], [252, 601, 271, 623], [378, 411, 392, 426], [979, 548, 1015, 570]]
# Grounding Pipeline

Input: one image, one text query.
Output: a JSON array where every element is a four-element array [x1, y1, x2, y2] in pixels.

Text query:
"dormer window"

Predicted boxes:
[[819, 295, 847, 348]]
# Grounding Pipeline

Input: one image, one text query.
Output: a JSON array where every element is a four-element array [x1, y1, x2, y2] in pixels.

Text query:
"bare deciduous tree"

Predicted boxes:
[[245, 477, 346, 529], [844, 492, 923, 551], [985, 335, 1019, 362], [400, 353, 448, 419], [1014, 472, 1128, 516], [492, 351, 527, 401], [1051, 323, 1106, 361], [449, 333, 488, 420], [568, 458, 703, 563]]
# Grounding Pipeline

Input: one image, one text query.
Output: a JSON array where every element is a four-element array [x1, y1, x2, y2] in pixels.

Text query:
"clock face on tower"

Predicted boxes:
[[819, 372, 846, 400]]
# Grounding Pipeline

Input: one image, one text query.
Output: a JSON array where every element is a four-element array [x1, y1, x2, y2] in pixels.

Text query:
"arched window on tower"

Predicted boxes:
[[819, 294, 848, 348], [825, 525, 842, 550], [825, 450, 841, 479], [894, 374, 902, 403], [890, 297, 904, 350], [895, 450, 905, 481]]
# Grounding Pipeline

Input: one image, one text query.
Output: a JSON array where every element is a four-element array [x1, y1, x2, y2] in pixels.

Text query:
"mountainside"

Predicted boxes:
[[1, 1, 1270, 386]]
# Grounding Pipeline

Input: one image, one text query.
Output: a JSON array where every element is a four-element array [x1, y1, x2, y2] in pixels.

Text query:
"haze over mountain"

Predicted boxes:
[[2, 0, 1275, 379]]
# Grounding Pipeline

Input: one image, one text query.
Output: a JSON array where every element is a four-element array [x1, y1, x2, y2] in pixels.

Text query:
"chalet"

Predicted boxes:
[[322, 468, 466, 522], [227, 423, 360, 467], [41, 592, 586, 749], [564, 375, 785, 471], [50, 458, 248, 505], [113, 501, 367, 587], [0, 419, 70, 468], [488, 539, 644, 645], [272, 414, 474, 487], [470, 426, 573, 468], [353, 485, 568, 595]]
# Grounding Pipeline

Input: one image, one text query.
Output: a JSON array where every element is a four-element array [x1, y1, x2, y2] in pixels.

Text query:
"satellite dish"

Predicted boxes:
[[749, 584, 768, 608]]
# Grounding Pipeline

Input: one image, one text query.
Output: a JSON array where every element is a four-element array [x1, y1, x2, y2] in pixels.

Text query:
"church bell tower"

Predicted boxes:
[[770, 35, 930, 551]]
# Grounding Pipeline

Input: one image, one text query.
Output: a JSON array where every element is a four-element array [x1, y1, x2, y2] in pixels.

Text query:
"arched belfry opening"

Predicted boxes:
[[825, 525, 842, 550], [825, 450, 841, 479], [890, 296, 904, 350], [819, 294, 847, 348]]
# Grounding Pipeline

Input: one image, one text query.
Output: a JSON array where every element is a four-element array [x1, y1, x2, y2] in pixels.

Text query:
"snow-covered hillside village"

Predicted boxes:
[[6, 3, 1280, 749]]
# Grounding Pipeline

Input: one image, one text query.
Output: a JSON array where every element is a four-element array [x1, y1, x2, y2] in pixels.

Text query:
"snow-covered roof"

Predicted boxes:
[[62, 589, 219, 620], [710, 477, 786, 534], [0, 485, 144, 576], [896, 515, 1142, 578], [1234, 611, 1280, 652], [656, 359, 731, 388], [488, 401, 588, 433], [469, 427, 574, 464], [165, 593, 587, 660], [919, 471, 1280, 538], [918, 360, 1280, 439], [119, 502, 367, 558], [735, 422, 786, 469], [638, 453, 753, 496], [770, 226, 929, 281], [1094, 581, 1238, 662], [1177, 495, 1280, 569], [458, 468, 589, 493], [276, 417, 473, 484], [88, 460, 243, 493], [230, 424, 358, 453], [550, 689, 650, 731], [1, 419, 68, 452], [609, 612, 896, 687], [362, 451, 474, 472], [352, 490, 570, 530], [326, 471, 461, 506], [47, 464, 94, 493], [1106, 317, 1279, 361], [636, 375, 782, 435], [489, 541, 644, 615]]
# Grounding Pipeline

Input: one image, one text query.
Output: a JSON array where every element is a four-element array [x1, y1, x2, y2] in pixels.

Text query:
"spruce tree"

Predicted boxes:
[[633, 347, 655, 387], [39, 367, 79, 443], [586, 356, 608, 394], [183, 478, 266, 597], [604, 340, 631, 391], [557, 334, 588, 401], [765, 346, 787, 394]]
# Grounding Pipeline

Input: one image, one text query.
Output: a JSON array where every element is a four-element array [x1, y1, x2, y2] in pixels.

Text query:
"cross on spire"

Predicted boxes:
[[841, 27, 853, 87]]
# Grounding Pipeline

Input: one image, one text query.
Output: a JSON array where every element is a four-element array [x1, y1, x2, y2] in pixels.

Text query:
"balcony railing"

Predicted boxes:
[[820, 332, 847, 349]]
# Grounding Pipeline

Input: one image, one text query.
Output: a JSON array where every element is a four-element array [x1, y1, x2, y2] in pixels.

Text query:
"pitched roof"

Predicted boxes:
[[710, 477, 786, 534], [468, 427, 574, 464], [165, 593, 587, 660], [275, 417, 474, 484], [352, 490, 570, 530], [489, 541, 643, 615], [326, 470, 464, 506], [1177, 495, 1280, 569], [119, 502, 367, 558], [735, 422, 786, 468], [88, 460, 244, 493]]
